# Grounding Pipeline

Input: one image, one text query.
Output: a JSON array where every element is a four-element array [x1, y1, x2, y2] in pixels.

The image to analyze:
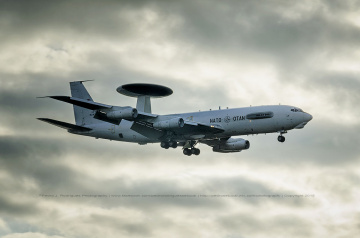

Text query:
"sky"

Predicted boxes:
[[0, 0, 360, 237]]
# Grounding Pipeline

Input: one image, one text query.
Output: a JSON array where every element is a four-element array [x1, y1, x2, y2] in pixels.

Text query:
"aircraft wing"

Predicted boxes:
[[37, 118, 92, 132], [131, 121, 165, 140], [130, 120, 224, 140], [136, 111, 158, 120], [182, 121, 224, 134]]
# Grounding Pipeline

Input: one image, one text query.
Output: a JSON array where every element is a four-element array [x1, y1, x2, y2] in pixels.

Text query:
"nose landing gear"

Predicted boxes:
[[277, 130, 287, 143], [278, 135, 285, 142]]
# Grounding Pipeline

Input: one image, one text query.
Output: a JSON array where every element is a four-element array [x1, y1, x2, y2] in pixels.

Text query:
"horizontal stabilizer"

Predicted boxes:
[[37, 118, 92, 132], [41, 96, 112, 110]]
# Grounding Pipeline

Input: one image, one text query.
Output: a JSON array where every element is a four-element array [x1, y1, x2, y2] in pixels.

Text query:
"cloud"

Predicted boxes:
[[1, 0, 359, 237], [2, 233, 66, 238]]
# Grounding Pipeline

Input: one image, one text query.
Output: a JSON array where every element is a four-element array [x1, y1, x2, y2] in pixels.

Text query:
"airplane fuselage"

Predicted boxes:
[[72, 105, 311, 144]]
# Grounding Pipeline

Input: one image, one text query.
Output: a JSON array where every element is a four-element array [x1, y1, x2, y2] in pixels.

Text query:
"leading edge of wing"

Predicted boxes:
[[167, 121, 225, 135], [129, 120, 224, 140], [183, 121, 225, 134]]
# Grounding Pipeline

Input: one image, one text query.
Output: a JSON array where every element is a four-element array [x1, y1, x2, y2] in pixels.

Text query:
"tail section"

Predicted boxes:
[[70, 81, 98, 126]]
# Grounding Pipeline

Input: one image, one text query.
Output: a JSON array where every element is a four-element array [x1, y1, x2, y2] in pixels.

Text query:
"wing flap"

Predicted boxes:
[[179, 121, 224, 134], [131, 121, 164, 139], [37, 118, 92, 132]]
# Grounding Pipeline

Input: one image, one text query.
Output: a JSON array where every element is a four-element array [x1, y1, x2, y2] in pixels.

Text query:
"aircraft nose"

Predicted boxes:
[[304, 113, 313, 122]]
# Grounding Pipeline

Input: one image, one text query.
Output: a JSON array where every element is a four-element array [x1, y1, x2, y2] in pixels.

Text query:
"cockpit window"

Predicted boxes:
[[291, 108, 304, 112]]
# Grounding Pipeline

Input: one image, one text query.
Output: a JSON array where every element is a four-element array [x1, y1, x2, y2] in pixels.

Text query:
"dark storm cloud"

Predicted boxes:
[[325, 0, 360, 11], [0, 136, 77, 193], [165, 0, 360, 87], [293, 122, 360, 166], [2, 0, 358, 94], [1, 0, 359, 237], [0, 195, 40, 216], [0, 0, 138, 43], [305, 71, 360, 112], [0, 136, 62, 162], [0, 72, 97, 133], [243, 125, 360, 170], [87, 214, 153, 237], [0, 136, 63, 218], [0, 135, 225, 210], [0, 132, 314, 216], [0, 72, 72, 112], [2, 0, 359, 57]]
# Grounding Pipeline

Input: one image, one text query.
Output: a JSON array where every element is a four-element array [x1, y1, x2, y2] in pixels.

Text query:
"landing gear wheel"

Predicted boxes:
[[183, 140, 200, 156], [161, 141, 170, 149], [277, 135, 285, 143], [169, 141, 178, 148], [183, 148, 191, 156], [183, 148, 200, 156]]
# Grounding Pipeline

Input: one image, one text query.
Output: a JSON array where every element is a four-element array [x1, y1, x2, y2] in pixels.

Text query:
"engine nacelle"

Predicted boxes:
[[106, 108, 138, 120], [213, 138, 250, 153], [153, 118, 185, 129]]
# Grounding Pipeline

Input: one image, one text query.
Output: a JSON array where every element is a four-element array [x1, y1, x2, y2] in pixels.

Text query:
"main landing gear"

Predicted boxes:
[[183, 147, 200, 156], [160, 140, 200, 156], [182, 140, 200, 156], [160, 141, 178, 149], [277, 130, 287, 143]]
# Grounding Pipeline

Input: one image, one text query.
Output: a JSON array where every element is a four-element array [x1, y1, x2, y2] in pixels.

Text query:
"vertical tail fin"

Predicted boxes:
[[70, 81, 98, 126]]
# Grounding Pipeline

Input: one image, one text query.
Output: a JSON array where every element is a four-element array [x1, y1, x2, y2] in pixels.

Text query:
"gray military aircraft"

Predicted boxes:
[[38, 81, 312, 156]]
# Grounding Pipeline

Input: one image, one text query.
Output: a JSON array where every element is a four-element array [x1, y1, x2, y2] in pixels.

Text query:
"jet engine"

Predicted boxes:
[[212, 138, 250, 153], [153, 117, 185, 129], [106, 108, 138, 120]]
